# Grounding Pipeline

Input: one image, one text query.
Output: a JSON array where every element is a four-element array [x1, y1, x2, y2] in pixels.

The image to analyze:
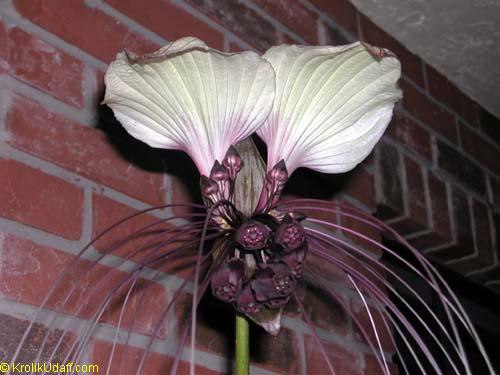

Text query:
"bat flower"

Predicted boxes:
[[257, 42, 402, 176], [103, 37, 275, 178], [12, 38, 494, 375]]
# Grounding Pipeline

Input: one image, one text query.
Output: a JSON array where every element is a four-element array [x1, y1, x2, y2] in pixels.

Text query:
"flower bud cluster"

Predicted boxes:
[[210, 214, 307, 314]]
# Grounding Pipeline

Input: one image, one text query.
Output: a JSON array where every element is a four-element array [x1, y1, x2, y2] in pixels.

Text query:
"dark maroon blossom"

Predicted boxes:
[[236, 220, 271, 250], [211, 258, 245, 303], [251, 263, 295, 302], [275, 216, 306, 252], [280, 245, 307, 279], [236, 285, 262, 314]]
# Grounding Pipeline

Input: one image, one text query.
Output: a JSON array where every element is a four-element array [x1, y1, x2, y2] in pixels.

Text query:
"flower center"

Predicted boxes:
[[211, 212, 308, 314]]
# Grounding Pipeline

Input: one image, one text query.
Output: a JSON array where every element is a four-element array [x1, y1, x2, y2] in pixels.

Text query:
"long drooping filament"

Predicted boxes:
[[280, 198, 494, 375]]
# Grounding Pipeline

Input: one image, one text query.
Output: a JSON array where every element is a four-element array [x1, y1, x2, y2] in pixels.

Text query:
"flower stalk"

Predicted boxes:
[[235, 313, 250, 375]]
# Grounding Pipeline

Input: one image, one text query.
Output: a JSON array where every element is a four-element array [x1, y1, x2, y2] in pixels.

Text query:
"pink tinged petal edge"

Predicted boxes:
[[258, 42, 402, 175], [103, 37, 275, 176]]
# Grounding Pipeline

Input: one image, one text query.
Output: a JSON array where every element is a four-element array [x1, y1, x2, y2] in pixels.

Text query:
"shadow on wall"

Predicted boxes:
[[94, 95, 202, 207]]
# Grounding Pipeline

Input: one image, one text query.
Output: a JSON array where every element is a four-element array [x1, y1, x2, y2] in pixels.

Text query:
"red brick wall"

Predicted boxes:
[[0, 0, 498, 374]]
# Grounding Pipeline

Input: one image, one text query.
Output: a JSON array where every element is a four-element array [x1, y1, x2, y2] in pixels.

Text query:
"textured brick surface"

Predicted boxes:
[[104, 0, 224, 49], [0, 313, 75, 364], [0, 234, 168, 337], [351, 300, 394, 352], [6, 95, 166, 205], [409, 171, 453, 249], [460, 122, 500, 177], [0, 26, 84, 107], [436, 139, 486, 195], [376, 142, 404, 220], [14, 0, 158, 62], [387, 112, 432, 161], [0, 159, 83, 239], [3, 0, 500, 371], [253, 0, 318, 43], [304, 335, 363, 374], [310, 0, 359, 36], [399, 80, 458, 143], [175, 292, 300, 374], [92, 340, 222, 374], [187, 0, 277, 51], [425, 64, 479, 125]]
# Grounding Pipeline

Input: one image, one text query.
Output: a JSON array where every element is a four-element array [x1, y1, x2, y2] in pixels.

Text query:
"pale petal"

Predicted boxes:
[[104, 37, 275, 176], [258, 42, 402, 174]]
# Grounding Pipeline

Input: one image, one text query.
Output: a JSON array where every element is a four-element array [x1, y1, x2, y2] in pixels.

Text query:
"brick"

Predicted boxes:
[[187, 0, 277, 52], [1, 27, 84, 107], [391, 157, 428, 234], [92, 340, 222, 374], [104, 0, 224, 49], [340, 212, 383, 256], [250, 326, 300, 374], [409, 171, 453, 249], [472, 200, 494, 262], [0, 159, 83, 239], [175, 292, 300, 374], [375, 142, 404, 220], [310, 0, 359, 36], [436, 140, 486, 195], [460, 122, 500, 177], [0, 313, 75, 364], [351, 300, 394, 353], [449, 199, 495, 273], [450, 188, 474, 256], [92, 194, 200, 277], [359, 16, 424, 87], [323, 23, 350, 45], [306, 239, 387, 295], [0, 234, 168, 338], [387, 111, 432, 161], [253, 0, 318, 43], [291, 281, 349, 335], [399, 80, 457, 143], [478, 107, 500, 147], [343, 167, 376, 210], [13, 0, 158, 62], [364, 354, 399, 375], [175, 292, 234, 355], [0, 20, 8, 71], [425, 64, 479, 126], [6, 95, 166, 205], [304, 335, 363, 374], [429, 187, 474, 262]]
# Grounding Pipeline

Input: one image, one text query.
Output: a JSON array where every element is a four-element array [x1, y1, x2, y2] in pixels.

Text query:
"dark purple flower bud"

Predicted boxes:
[[236, 220, 271, 251], [275, 216, 306, 252], [280, 244, 307, 279], [201, 175, 219, 197], [251, 263, 295, 302], [222, 146, 243, 176], [209, 161, 230, 182], [236, 284, 262, 314], [211, 258, 245, 303], [268, 160, 288, 184]]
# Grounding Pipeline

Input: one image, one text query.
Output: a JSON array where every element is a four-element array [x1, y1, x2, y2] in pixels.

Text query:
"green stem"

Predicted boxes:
[[235, 313, 250, 375]]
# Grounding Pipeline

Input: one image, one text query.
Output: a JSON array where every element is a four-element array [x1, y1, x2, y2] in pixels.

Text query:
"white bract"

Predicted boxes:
[[258, 42, 402, 174], [103, 37, 276, 176], [104, 38, 401, 177]]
